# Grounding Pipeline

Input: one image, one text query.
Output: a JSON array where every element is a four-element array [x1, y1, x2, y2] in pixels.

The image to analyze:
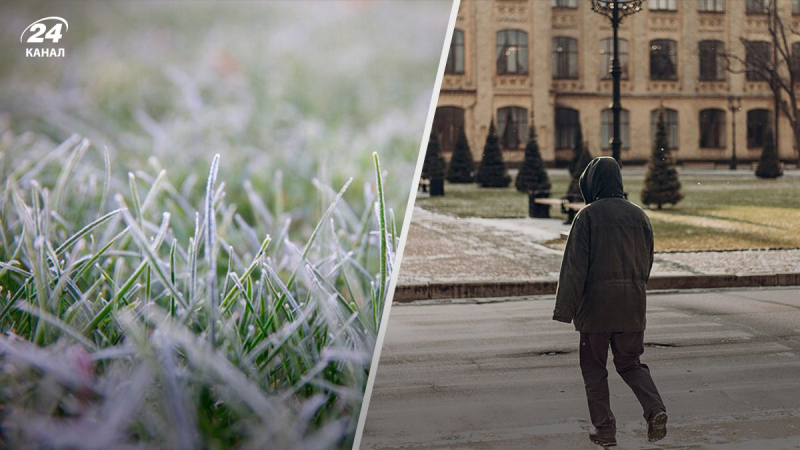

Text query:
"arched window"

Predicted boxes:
[[552, 37, 579, 79], [745, 41, 771, 81], [600, 38, 628, 80], [699, 109, 726, 149], [446, 29, 465, 74], [601, 109, 630, 150], [650, 108, 679, 149], [555, 108, 580, 150], [432, 106, 465, 153], [698, 40, 725, 81], [497, 107, 528, 150], [747, 109, 772, 148], [650, 39, 678, 80], [496, 30, 528, 75]]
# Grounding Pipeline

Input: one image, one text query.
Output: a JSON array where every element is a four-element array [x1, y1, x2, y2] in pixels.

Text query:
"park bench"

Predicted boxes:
[[563, 202, 585, 224], [418, 177, 430, 194], [530, 197, 564, 219], [531, 197, 586, 223], [533, 198, 566, 207]]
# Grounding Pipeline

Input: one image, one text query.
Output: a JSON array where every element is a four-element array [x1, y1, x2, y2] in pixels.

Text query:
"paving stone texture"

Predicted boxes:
[[397, 207, 800, 285]]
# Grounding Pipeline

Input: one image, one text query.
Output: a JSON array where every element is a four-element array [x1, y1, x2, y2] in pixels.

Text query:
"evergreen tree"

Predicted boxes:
[[446, 128, 475, 183], [566, 141, 592, 200], [476, 120, 511, 188], [755, 127, 784, 179], [641, 110, 683, 209], [568, 123, 585, 177], [515, 124, 550, 195], [422, 130, 446, 196]]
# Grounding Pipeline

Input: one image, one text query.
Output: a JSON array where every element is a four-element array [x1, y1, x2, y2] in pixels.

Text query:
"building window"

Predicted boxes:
[[497, 107, 528, 150], [552, 37, 579, 79], [496, 29, 528, 75], [552, 0, 577, 8], [649, 0, 677, 11], [699, 109, 726, 148], [601, 109, 630, 150], [794, 0, 800, 14], [432, 106, 465, 153], [747, 109, 772, 148], [746, 0, 770, 14], [650, 40, 678, 80], [600, 38, 629, 79], [698, 40, 725, 81], [698, 0, 725, 12], [650, 108, 679, 149], [445, 29, 465, 74], [745, 41, 770, 81], [555, 108, 580, 150], [792, 42, 800, 82]]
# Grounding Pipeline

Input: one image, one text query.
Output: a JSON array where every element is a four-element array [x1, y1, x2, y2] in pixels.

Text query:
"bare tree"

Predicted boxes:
[[724, 2, 800, 166]]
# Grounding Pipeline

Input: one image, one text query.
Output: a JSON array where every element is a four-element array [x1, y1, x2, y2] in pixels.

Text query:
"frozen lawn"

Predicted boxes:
[[0, 1, 450, 448]]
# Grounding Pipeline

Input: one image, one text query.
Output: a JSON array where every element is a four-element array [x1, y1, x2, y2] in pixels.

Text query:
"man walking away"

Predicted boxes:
[[552, 157, 667, 447]]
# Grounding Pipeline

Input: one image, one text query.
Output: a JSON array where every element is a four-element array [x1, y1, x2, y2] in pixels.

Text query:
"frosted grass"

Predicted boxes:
[[0, 2, 449, 446], [0, 134, 396, 448]]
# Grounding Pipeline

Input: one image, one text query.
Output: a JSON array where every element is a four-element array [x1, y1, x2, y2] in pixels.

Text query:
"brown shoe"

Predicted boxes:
[[589, 429, 617, 447], [647, 410, 668, 442]]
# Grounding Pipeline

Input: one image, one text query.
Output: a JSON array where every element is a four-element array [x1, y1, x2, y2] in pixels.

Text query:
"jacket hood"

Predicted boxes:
[[579, 156, 625, 204]]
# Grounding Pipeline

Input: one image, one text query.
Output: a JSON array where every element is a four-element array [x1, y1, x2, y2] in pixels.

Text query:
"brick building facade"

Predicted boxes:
[[435, 0, 800, 167]]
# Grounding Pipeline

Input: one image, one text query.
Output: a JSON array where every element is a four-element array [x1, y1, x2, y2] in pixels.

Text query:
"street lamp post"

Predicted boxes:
[[728, 96, 742, 170], [591, 0, 643, 167]]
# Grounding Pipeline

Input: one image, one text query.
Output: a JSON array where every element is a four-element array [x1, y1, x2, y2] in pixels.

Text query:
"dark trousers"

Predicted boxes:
[[579, 331, 665, 433]]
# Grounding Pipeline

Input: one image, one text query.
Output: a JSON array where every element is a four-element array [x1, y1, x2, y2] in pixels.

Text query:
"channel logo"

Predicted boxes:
[[20, 16, 68, 58]]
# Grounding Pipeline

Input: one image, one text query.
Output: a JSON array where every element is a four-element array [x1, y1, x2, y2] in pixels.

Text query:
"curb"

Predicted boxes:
[[393, 273, 800, 303]]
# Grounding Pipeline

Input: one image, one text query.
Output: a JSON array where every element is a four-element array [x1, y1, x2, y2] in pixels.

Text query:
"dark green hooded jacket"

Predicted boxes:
[[553, 157, 654, 332]]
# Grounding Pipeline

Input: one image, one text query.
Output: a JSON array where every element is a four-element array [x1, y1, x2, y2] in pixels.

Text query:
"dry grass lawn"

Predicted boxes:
[[416, 171, 800, 252]]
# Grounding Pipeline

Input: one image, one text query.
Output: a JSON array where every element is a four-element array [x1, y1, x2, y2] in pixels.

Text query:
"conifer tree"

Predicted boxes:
[[476, 120, 511, 188], [422, 130, 446, 196], [516, 124, 550, 195], [567, 141, 592, 200], [755, 127, 784, 179], [641, 110, 683, 209], [568, 123, 585, 178], [446, 128, 475, 183]]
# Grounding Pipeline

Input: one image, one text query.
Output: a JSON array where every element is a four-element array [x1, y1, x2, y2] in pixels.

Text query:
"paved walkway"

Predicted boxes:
[[362, 288, 800, 449], [397, 207, 800, 285]]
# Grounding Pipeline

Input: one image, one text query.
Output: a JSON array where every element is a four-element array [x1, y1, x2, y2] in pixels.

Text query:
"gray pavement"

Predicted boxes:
[[398, 207, 800, 286], [361, 288, 800, 449]]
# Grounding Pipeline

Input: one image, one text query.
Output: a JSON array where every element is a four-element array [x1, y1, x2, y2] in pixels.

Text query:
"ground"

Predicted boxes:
[[416, 169, 800, 252], [396, 207, 800, 285], [361, 287, 800, 449]]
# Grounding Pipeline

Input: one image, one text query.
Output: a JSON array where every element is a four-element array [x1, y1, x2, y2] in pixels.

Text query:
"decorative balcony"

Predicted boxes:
[[552, 79, 583, 92], [647, 80, 681, 92], [649, 13, 679, 33], [494, 75, 531, 89], [552, 10, 579, 31], [495, 1, 528, 24], [695, 80, 728, 93]]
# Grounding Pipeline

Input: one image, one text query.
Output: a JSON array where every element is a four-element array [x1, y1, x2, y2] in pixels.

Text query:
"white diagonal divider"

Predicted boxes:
[[351, 1, 462, 447]]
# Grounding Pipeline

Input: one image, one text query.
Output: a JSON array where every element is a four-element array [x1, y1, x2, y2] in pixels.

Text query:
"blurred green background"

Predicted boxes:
[[0, 0, 450, 232]]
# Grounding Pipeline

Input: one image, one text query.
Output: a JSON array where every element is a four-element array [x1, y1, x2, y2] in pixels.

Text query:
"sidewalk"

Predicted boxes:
[[395, 207, 800, 301]]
